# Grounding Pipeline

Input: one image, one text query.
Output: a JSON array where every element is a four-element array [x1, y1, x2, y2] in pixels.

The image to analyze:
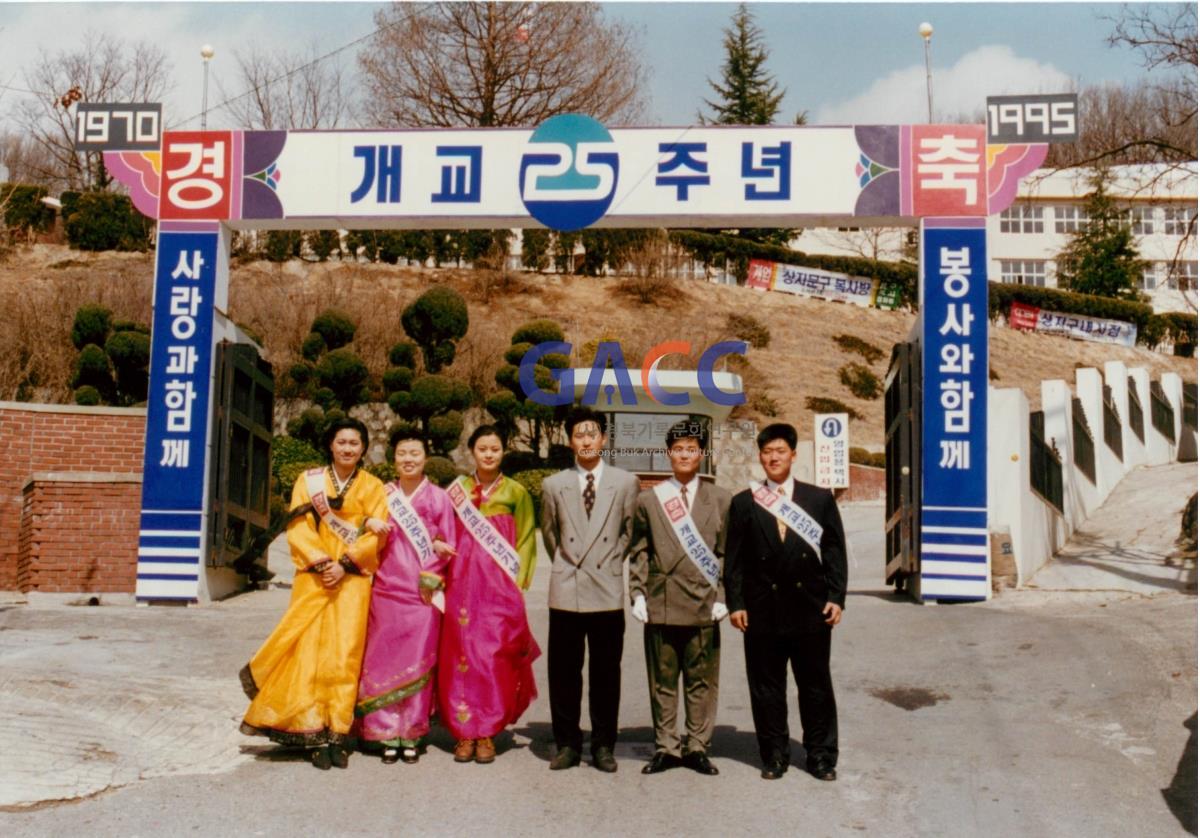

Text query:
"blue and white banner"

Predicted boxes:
[[136, 227, 219, 601], [919, 219, 990, 602]]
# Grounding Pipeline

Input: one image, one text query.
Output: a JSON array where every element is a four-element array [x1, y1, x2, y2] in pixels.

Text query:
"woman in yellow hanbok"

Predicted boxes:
[[239, 418, 387, 770]]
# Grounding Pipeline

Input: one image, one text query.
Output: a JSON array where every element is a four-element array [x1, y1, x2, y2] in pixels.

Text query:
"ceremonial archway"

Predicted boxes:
[[87, 107, 1055, 604]]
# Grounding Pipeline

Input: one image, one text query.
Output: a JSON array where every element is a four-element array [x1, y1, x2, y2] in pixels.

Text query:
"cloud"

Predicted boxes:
[[815, 45, 1073, 124]]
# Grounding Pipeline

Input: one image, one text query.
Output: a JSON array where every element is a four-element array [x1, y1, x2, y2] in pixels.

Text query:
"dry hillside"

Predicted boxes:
[[0, 244, 1194, 448]]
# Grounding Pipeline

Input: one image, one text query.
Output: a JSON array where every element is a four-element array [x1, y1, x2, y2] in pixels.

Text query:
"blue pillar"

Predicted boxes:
[[919, 218, 990, 601]]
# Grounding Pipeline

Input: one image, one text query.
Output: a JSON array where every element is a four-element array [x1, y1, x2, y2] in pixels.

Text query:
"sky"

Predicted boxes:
[[0, 1, 1184, 132]]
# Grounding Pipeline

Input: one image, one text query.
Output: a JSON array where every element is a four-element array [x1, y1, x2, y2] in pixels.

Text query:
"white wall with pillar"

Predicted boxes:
[[1074, 367, 1126, 502]]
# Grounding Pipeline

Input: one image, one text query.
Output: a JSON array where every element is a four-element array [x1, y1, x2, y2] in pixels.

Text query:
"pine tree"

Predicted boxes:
[[700, 4, 786, 125], [1054, 170, 1146, 300]]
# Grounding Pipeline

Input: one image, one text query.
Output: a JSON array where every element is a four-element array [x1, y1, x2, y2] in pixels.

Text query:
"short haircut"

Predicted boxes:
[[665, 418, 708, 450], [468, 423, 507, 450], [566, 406, 606, 438], [756, 422, 798, 451], [322, 417, 370, 462], [392, 435, 427, 451]]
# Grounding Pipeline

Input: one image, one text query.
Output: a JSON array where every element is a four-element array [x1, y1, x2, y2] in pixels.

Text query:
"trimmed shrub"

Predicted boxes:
[[424, 456, 460, 487], [501, 449, 544, 473], [726, 312, 771, 348], [72, 343, 112, 392], [272, 435, 322, 480], [1, 183, 56, 234], [510, 468, 558, 524], [112, 319, 150, 335], [833, 334, 884, 364], [427, 410, 464, 454], [839, 363, 882, 400], [311, 309, 357, 350], [301, 332, 327, 361], [315, 348, 370, 408], [365, 461, 396, 484], [382, 366, 414, 394], [806, 396, 862, 421], [388, 341, 417, 368], [64, 191, 152, 251], [287, 407, 328, 450], [73, 385, 101, 406], [105, 329, 151, 403], [71, 304, 112, 350], [512, 319, 566, 346], [401, 286, 469, 373], [849, 446, 886, 468]]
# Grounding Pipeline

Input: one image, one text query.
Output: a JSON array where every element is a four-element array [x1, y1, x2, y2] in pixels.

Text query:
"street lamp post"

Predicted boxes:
[[918, 22, 934, 124], [200, 44, 215, 130]]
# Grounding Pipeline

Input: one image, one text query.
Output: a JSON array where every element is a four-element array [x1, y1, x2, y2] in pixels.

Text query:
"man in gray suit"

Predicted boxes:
[[628, 419, 731, 776], [541, 407, 640, 773]]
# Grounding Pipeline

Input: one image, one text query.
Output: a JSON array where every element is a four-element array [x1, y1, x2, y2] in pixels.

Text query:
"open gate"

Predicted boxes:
[[884, 340, 921, 596], [208, 341, 274, 572]]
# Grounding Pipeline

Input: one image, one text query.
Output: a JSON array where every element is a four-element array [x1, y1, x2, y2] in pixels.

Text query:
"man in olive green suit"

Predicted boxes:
[[628, 419, 731, 776]]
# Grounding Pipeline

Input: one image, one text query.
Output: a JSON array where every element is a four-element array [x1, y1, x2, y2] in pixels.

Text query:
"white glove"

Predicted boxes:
[[631, 595, 648, 623], [711, 602, 729, 622]]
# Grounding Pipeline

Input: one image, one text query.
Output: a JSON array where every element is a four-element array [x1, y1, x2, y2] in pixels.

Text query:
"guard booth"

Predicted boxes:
[[207, 341, 274, 582], [884, 340, 921, 595]]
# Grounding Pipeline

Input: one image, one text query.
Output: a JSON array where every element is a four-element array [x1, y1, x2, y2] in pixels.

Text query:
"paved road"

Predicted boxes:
[[1, 494, 1195, 837]]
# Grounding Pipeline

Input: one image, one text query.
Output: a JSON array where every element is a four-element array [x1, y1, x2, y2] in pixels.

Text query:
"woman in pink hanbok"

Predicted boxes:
[[355, 437, 456, 764], [439, 425, 540, 765]]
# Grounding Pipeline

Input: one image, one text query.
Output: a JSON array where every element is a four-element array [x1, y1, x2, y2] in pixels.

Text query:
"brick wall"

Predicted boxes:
[[0, 403, 145, 591], [18, 476, 141, 594]]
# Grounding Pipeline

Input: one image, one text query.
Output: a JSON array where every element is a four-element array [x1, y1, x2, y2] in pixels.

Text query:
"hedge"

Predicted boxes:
[[1, 183, 56, 234], [667, 229, 918, 306], [510, 468, 558, 525]]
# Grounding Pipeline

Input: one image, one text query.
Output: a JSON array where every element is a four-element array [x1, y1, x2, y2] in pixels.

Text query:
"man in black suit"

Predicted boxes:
[[724, 422, 847, 782]]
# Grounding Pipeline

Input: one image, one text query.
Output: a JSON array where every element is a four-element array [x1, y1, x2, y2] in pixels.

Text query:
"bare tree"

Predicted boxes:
[[13, 32, 171, 191], [220, 43, 352, 130], [358, 2, 647, 127]]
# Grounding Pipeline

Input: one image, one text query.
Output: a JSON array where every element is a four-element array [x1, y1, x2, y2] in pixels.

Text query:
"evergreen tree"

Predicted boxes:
[[1054, 170, 1146, 300], [700, 4, 786, 125]]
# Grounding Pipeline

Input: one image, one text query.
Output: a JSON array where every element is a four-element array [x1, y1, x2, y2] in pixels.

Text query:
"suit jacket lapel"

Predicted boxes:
[[580, 473, 616, 553], [753, 482, 783, 547]]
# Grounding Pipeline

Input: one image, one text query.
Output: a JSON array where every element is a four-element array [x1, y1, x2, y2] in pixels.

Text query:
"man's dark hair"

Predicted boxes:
[[566, 406, 606, 438], [467, 423, 507, 450], [665, 418, 708, 450], [756, 422, 798, 451], [322, 417, 370, 463]]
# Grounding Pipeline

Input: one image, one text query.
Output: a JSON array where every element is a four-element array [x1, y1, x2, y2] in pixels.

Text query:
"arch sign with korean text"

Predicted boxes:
[[83, 101, 1069, 604]]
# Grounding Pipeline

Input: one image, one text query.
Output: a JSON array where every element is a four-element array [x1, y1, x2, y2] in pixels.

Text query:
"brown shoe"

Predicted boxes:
[[475, 736, 496, 764], [453, 739, 475, 763]]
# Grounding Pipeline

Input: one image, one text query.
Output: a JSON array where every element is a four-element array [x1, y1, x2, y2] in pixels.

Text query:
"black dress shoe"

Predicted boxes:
[[808, 761, 837, 781], [311, 746, 332, 770], [400, 746, 419, 764], [330, 744, 349, 769], [381, 746, 400, 765], [682, 751, 719, 776], [591, 746, 618, 773], [641, 752, 680, 774], [761, 760, 788, 780], [549, 746, 581, 770]]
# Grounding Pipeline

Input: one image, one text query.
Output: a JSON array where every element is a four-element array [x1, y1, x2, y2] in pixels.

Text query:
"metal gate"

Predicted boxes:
[[208, 341, 274, 569], [884, 340, 921, 594]]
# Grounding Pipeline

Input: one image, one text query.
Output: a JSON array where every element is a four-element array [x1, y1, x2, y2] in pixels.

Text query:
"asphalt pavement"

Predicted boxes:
[[0, 470, 1195, 837]]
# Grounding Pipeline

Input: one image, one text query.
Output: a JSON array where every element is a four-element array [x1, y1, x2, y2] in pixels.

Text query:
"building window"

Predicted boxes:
[[1000, 204, 1043, 234], [1167, 262, 1198, 291], [1000, 260, 1048, 287], [1139, 264, 1160, 291], [1125, 206, 1155, 235], [1053, 205, 1090, 234], [1163, 207, 1194, 236]]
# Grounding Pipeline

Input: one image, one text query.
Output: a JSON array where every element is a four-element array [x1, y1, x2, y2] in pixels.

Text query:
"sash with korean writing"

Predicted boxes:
[[652, 481, 721, 588], [749, 481, 823, 561], [384, 481, 435, 564], [447, 476, 522, 588], [305, 467, 359, 547]]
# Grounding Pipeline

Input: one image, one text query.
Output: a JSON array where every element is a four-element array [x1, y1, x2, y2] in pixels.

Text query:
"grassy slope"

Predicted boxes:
[[1, 245, 1194, 448]]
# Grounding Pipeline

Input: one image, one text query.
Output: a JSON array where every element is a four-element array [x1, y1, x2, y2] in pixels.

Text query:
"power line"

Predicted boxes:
[[168, 17, 399, 130]]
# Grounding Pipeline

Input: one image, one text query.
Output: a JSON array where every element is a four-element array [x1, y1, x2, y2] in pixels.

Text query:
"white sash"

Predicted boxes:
[[652, 481, 721, 588], [749, 481, 824, 561], [385, 480, 445, 611], [384, 481, 434, 565], [305, 467, 359, 548], [447, 476, 523, 587]]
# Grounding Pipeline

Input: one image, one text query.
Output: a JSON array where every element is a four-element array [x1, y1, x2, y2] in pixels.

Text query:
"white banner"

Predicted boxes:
[[1034, 308, 1137, 348], [773, 262, 878, 307]]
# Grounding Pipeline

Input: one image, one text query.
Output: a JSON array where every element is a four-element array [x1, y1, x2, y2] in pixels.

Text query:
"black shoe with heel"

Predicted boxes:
[[311, 745, 332, 770]]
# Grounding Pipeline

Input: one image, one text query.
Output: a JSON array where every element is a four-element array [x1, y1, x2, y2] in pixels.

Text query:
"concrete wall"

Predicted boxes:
[[990, 363, 1194, 587]]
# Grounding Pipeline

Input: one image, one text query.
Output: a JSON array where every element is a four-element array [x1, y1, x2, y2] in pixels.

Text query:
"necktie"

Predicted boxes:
[[583, 472, 595, 518], [680, 484, 689, 511], [776, 486, 788, 540]]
